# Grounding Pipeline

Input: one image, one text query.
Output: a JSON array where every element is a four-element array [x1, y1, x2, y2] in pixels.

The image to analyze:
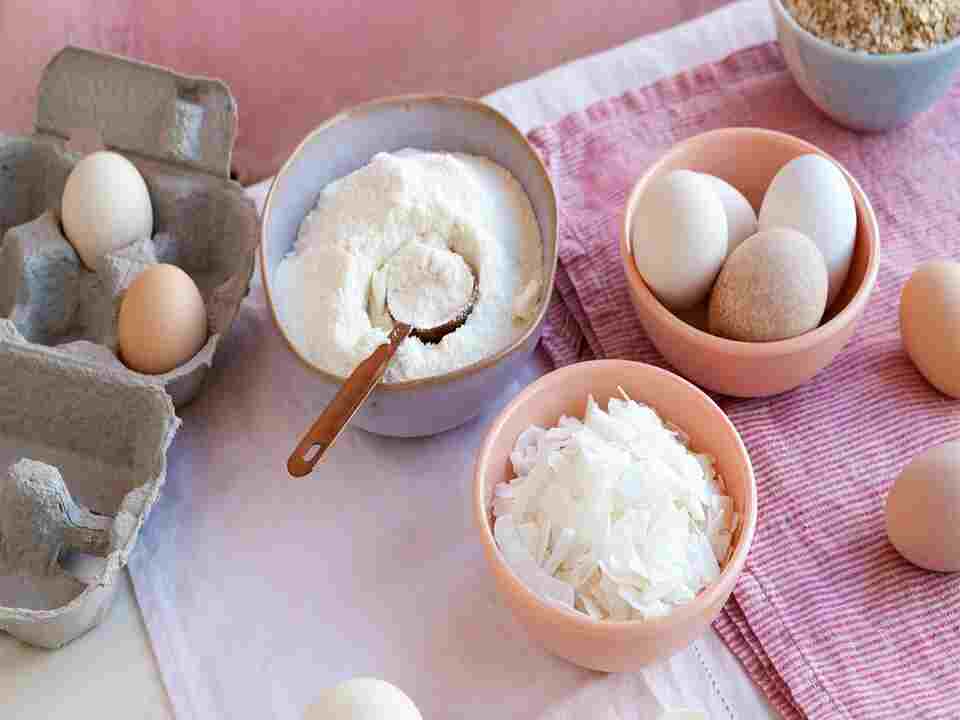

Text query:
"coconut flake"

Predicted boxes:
[[706, 494, 734, 561], [577, 591, 605, 620], [510, 425, 545, 477], [540, 483, 577, 530], [492, 395, 736, 621], [685, 531, 721, 590], [518, 522, 539, 559], [543, 526, 577, 575], [585, 394, 639, 447], [567, 553, 599, 589], [509, 462, 548, 519], [619, 585, 672, 619], [494, 515, 574, 608], [536, 514, 552, 567]]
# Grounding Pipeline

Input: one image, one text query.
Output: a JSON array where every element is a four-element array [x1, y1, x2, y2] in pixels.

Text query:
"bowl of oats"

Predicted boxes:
[[771, 0, 960, 130]]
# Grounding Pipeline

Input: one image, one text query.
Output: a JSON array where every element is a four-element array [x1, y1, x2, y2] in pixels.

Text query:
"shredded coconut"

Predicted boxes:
[[493, 392, 737, 620], [274, 150, 543, 381]]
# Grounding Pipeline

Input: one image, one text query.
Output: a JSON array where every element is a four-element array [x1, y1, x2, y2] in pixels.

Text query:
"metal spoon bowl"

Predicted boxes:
[[287, 279, 477, 477]]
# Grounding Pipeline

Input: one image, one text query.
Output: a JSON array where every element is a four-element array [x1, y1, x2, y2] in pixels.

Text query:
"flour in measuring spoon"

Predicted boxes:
[[381, 241, 476, 329], [274, 150, 544, 381]]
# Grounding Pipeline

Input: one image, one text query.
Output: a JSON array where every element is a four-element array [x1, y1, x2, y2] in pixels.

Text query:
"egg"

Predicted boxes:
[[708, 228, 828, 342], [117, 264, 207, 375], [304, 678, 422, 720], [900, 260, 960, 398], [61, 151, 154, 269], [631, 170, 728, 311], [700, 173, 757, 255], [886, 441, 960, 573], [758, 154, 856, 309]]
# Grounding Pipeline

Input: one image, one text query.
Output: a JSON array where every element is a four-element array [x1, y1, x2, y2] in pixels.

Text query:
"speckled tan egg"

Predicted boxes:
[[118, 264, 208, 375], [886, 441, 960, 573], [708, 228, 828, 342], [900, 260, 960, 398]]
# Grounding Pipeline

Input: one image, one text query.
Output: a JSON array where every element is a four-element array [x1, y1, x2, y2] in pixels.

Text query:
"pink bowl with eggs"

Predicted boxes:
[[473, 359, 757, 672], [620, 128, 880, 398]]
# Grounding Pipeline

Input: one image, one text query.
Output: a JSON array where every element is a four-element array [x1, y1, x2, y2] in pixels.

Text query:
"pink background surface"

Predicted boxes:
[[1, 0, 728, 182]]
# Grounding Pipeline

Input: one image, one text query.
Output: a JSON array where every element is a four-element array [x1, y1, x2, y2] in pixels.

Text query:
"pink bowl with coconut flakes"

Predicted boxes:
[[473, 359, 757, 672]]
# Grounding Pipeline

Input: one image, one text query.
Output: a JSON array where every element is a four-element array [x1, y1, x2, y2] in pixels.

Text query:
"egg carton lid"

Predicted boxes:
[[35, 46, 236, 178]]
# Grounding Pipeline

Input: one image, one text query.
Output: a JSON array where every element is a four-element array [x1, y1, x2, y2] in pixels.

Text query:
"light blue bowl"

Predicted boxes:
[[771, 0, 960, 131]]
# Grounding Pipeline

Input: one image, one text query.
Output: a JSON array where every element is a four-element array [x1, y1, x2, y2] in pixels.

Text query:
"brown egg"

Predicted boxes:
[[118, 264, 208, 375], [708, 228, 828, 342], [900, 260, 960, 398], [886, 441, 960, 573]]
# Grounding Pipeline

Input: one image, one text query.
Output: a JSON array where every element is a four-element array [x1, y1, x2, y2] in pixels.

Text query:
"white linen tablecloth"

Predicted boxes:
[[132, 2, 780, 717]]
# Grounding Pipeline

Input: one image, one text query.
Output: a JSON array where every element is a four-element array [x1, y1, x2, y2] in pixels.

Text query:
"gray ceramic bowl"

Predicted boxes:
[[260, 95, 558, 437], [771, 0, 960, 131]]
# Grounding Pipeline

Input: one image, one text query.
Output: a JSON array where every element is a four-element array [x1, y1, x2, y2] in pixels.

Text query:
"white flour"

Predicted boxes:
[[275, 150, 543, 382], [382, 242, 476, 329]]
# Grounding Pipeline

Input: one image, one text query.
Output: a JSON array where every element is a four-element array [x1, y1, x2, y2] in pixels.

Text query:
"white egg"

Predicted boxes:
[[304, 678, 422, 720], [758, 154, 856, 309], [61, 151, 153, 269], [631, 170, 728, 311], [700, 174, 757, 255]]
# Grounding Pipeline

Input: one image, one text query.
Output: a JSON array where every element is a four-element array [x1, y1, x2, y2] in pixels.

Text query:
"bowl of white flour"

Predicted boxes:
[[261, 95, 558, 437]]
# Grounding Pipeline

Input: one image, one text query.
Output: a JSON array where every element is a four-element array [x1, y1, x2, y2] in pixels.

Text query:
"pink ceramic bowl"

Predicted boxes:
[[473, 359, 757, 672], [620, 128, 880, 398]]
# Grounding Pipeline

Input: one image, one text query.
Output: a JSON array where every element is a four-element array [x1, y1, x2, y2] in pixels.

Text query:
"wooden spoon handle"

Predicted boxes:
[[287, 323, 412, 477]]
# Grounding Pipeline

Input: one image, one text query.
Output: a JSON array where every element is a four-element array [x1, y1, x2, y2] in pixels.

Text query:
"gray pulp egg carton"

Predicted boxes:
[[0, 45, 259, 407], [0, 47, 256, 647], [0, 320, 179, 648]]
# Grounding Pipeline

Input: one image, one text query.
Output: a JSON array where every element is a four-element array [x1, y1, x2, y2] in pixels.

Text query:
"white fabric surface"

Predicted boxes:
[[0, 571, 173, 719], [132, 2, 780, 718]]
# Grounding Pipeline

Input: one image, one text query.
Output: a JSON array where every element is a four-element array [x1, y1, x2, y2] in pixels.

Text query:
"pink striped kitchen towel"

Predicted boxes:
[[528, 42, 960, 719]]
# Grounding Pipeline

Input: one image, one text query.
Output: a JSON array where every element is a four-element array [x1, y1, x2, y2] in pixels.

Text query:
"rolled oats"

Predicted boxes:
[[783, 0, 960, 53]]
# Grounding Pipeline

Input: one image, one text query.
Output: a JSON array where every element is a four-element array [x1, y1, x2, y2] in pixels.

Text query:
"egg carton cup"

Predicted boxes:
[[0, 46, 258, 406], [0, 320, 179, 648]]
